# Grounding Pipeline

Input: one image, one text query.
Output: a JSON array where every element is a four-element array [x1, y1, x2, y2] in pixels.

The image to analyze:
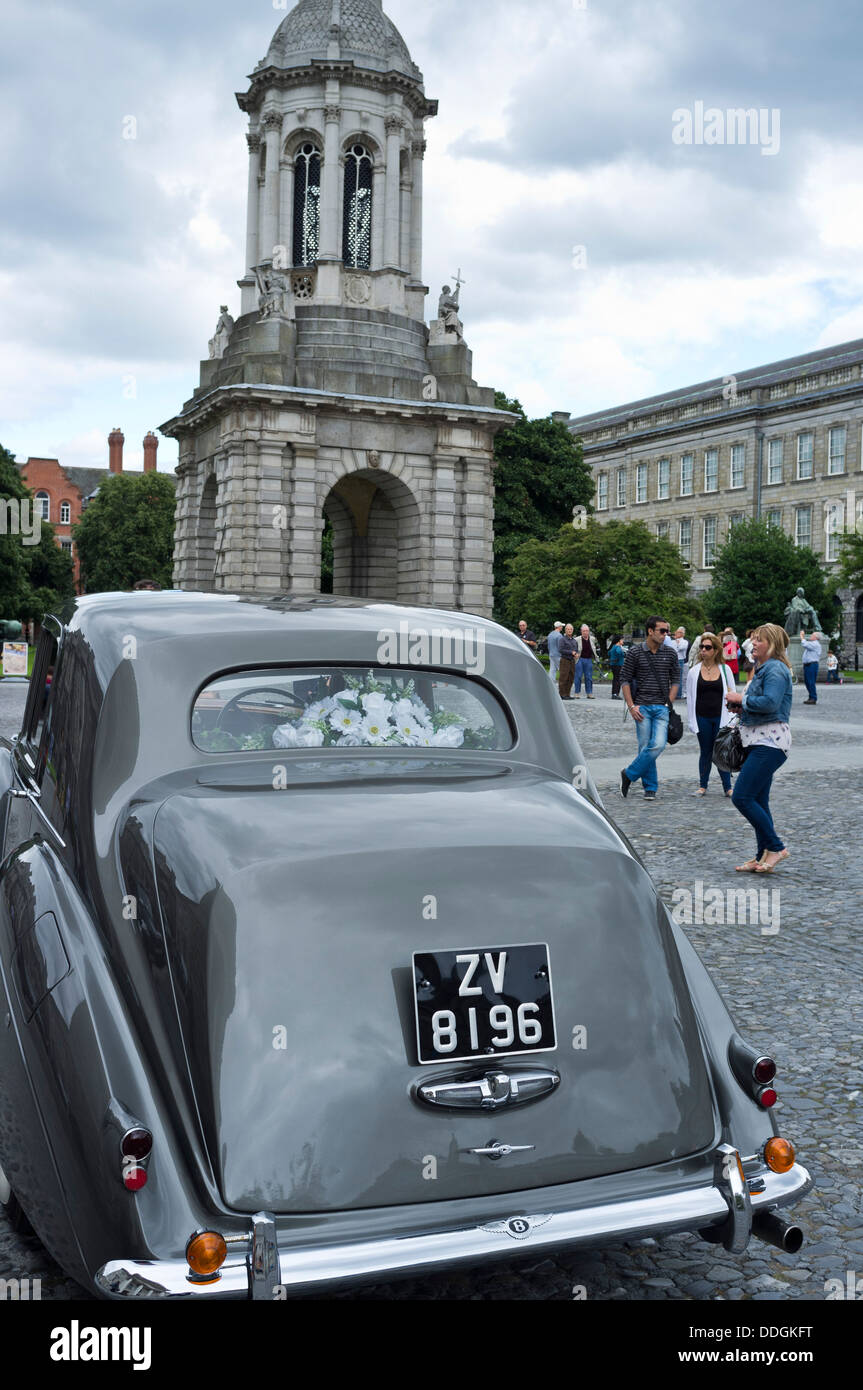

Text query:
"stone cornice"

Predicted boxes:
[[237, 63, 438, 122]]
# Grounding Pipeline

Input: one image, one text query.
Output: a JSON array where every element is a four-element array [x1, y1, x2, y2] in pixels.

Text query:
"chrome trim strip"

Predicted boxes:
[[714, 1144, 752, 1254], [94, 1161, 812, 1300]]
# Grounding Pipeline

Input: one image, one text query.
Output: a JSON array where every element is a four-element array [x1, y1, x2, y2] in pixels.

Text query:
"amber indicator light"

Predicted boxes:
[[764, 1137, 795, 1173], [186, 1231, 228, 1279]]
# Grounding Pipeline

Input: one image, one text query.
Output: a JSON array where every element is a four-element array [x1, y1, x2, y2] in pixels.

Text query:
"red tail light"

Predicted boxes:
[[757, 1086, 777, 1109], [121, 1127, 152, 1191], [753, 1056, 776, 1084]]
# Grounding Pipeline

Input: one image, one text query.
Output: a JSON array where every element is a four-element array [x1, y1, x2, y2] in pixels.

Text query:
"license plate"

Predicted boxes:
[[412, 943, 556, 1065]]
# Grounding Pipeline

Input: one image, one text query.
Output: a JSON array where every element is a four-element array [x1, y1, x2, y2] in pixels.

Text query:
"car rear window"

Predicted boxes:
[[191, 666, 514, 753]]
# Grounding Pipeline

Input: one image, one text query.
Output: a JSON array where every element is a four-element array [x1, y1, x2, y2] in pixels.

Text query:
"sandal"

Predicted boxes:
[[693, 788, 706, 796], [735, 857, 763, 873], [755, 849, 789, 873]]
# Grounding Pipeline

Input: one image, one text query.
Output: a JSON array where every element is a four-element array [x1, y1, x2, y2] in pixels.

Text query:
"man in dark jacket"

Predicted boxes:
[[558, 624, 577, 699], [619, 617, 680, 800]]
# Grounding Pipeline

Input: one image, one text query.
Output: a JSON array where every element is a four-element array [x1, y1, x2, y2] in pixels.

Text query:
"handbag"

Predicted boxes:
[[712, 718, 749, 773], [667, 704, 684, 745]]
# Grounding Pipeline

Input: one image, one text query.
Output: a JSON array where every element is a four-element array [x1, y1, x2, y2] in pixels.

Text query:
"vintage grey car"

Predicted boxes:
[[0, 592, 811, 1299]]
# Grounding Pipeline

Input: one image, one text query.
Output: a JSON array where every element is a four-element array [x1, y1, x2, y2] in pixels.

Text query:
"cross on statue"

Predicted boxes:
[[451, 268, 466, 293]]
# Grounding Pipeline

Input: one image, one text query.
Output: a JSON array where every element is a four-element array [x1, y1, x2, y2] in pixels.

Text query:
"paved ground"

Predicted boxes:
[[1, 676, 862, 1301]]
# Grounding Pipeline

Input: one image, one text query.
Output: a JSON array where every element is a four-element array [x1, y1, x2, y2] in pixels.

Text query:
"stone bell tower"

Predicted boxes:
[[161, 0, 512, 617]]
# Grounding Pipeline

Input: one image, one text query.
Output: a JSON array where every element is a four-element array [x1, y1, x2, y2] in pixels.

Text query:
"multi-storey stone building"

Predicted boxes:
[[566, 339, 863, 665], [161, 0, 511, 617]]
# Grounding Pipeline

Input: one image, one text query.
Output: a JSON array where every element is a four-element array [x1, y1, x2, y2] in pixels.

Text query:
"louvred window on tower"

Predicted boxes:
[[293, 144, 321, 267], [343, 144, 373, 269]]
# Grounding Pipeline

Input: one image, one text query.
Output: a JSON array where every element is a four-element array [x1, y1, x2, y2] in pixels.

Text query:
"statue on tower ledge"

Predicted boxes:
[[255, 267, 294, 321], [208, 305, 234, 359], [430, 282, 465, 345]]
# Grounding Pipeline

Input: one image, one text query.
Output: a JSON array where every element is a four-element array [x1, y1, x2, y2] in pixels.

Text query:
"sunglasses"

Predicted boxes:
[[657, 627, 670, 634]]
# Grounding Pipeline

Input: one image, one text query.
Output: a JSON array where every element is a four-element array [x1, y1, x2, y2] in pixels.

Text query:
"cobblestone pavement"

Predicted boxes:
[[2, 679, 862, 1301]]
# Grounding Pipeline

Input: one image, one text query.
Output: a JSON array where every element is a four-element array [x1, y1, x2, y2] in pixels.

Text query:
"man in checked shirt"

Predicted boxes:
[[619, 616, 680, 801]]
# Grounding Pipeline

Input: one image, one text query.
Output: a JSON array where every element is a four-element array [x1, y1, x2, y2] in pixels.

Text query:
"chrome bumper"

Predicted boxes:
[[95, 1158, 813, 1300]]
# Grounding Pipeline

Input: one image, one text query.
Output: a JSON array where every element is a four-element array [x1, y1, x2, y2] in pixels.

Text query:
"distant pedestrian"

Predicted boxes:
[[673, 627, 689, 699], [722, 628, 740, 681], [725, 623, 793, 873], [608, 635, 626, 699], [827, 651, 840, 684], [685, 632, 736, 797], [547, 621, 564, 683], [517, 619, 538, 653], [619, 616, 680, 801], [740, 629, 756, 682], [573, 623, 599, 699], [801, 629, 822, 704], [558, 624, 577, 700]]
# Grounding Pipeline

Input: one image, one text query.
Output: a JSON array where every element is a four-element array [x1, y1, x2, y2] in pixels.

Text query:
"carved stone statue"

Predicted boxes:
[[436, 284, 464, 341], [208, 306, 234, 359], [784, 586, 821, 634], [256, 268, 295, 321]]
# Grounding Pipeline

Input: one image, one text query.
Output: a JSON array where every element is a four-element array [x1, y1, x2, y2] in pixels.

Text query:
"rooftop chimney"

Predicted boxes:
[[143, 431, 159, 473], [108, 427, 124, 473]]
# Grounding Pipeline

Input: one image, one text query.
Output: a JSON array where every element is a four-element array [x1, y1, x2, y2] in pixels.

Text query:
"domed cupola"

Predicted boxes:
[[264, 0, 419, 81]]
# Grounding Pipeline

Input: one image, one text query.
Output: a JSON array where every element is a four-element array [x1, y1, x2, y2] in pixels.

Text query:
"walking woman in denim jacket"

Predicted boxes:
[[724, 623, 793, 874]]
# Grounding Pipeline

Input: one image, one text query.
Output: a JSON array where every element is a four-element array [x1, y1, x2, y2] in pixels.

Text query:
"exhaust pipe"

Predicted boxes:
[[752, 1210, 804, 1254]]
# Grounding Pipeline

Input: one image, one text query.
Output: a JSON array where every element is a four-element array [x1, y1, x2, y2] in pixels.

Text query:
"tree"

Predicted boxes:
[[73, 472, 177, 593], [492, 392, 595, 619], [704, 518, 838, 636], [836, 526, 863, 590], [0, 443, 75, 622], [502, 518, 704, 647], [0, 443, 33, 619], [20, 523, 76, 622]]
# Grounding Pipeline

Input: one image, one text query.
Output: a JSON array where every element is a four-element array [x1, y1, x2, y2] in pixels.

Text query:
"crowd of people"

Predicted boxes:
[[515, 612, 830, 875]]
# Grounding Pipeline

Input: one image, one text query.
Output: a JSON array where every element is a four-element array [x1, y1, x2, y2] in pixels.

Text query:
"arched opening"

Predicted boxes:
[[293, 142, 321, 266], [856, 593, 863, 644], [320, 470, 421, 601], [35, 491, 50, 522], [199, 474, 218, 589], [343, 144, 373, 269]]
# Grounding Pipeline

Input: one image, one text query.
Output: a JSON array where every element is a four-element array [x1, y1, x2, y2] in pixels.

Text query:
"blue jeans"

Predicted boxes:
[[624, 705, 669, 792], [731, 745, 786, 855], [803, 662, 818, 701], [696, 715, 731, 792], [575, 658, 594, 694]]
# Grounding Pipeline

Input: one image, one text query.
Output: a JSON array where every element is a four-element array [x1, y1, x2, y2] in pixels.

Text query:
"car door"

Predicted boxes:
[[2, 623, 62, 862]]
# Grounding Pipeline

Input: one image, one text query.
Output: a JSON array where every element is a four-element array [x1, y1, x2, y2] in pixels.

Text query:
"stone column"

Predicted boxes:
[[216, 446, 246, 592], [244, 133, 261, 275], [278, 144, 294, 268], [257, 442, 285, 594], [460, 455, 495, 618], [409, 139, 425, 282], [427, 454, 458, 608], [287, 446, 321, 592], [371, 163, 385, 269], [383, 115, 403, 269], [261, 111, 283, 266], [399, 163, 412, 275], [319, 105, 342, 261]]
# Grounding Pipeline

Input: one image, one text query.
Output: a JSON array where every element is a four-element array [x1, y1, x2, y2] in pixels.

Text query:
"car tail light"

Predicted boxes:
[[764, 1137, 795, 1173], [753, 1056, 776, 1084], [729, 1035, 779, 1106], [121, 1127, 152, 1191], [186, 1231, 228, 1281], [757, 1086, 777, 1108]]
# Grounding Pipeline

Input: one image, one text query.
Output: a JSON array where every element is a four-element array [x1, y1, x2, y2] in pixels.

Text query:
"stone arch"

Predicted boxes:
[[284, 128, 324, 160], [319, 467, 421, 601], [341, 130, 383, 167]]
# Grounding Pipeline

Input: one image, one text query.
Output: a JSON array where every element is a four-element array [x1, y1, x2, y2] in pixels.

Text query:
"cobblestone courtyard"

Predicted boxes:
[[1, 678, 861, 1302]]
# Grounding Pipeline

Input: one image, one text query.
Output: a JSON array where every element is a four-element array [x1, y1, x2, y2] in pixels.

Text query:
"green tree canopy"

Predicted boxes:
[[501, 517, 705, 649], [836, 526, 863, 590], [72, 471, 177, 593], [492, 393, 595, 619], [704, 518, 838, 636], [0, 443, 75, 622]]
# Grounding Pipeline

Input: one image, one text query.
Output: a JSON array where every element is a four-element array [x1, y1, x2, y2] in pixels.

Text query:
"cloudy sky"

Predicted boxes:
[[3, 0, 863, 472]]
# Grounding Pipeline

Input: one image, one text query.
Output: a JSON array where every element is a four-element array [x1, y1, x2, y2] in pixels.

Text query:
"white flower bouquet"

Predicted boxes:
[[272, 674, 469, 750]]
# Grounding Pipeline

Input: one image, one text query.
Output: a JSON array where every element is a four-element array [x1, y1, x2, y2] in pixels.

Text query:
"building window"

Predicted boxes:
[[828, 425, 846, 475], [657, 458, 670, 499], [795, 506, 812, 548], [729, 512, 744, 530], [766, 508, 782, 530], [636, 463, 648, 503], [680, 454, 693, 496], [35, 491, 50, 521], [796, 433, 814, 480], [59, 500, 71, 525], [679, 518, 692, 564], [656, 520, 669, 540], [730, 444, 745, 489], [60, 538, 73, 553], [703, 517, 717, 568], [825, 499, 843, 562], [343, 143, 373, 269], [767, 438, 783, 484], [596, 473, 608, 510], [292, 143, 321, 267], [616, 469, 627, 507], [704, 449, 719, 492]]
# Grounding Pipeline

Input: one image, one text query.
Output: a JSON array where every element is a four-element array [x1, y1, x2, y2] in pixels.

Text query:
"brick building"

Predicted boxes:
[[18, 430, 160, 591], [565, 339, 863, 666]]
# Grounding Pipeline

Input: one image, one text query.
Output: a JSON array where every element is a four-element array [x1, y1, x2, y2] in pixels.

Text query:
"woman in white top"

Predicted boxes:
[[685, 633, 737, 796]]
